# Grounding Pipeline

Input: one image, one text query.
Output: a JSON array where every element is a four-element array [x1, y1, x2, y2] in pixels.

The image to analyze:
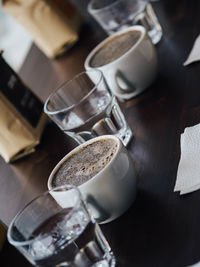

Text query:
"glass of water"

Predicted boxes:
[[7, 185, 116, 267], [87, 0, 162, 44], [44, 69, 132, 146]]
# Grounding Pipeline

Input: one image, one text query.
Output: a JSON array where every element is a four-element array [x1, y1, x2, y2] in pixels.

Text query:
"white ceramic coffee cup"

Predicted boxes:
[[48, 135, 137, 224], [85, 25, 158, 100]]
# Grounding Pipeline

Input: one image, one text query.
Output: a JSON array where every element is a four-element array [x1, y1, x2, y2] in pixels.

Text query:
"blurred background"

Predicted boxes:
[[0, 0, 92, 72], [0, 5, 32, 71]]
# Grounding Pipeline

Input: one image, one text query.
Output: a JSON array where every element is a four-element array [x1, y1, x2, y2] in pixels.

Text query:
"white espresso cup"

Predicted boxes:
[[48, 135, 137, 224], [85, 25, 158, 100]]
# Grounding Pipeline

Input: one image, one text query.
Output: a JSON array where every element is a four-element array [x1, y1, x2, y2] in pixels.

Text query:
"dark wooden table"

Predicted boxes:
[[1, 0, 200, 266]]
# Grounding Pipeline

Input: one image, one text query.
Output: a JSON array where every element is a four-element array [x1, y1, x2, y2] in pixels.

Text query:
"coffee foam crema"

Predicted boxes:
[[89, 30, 141, 68], [52, 138, 118, 188]]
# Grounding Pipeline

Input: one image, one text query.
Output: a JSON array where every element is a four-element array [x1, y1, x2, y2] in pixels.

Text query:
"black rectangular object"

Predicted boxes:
[[0, 54, 43, 128]]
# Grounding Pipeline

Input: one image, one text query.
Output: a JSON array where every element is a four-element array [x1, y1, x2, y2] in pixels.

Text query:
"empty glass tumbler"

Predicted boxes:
[[7, 185, 116, 266], [88, 0, 162, 44], [44, 69, 133, 146]]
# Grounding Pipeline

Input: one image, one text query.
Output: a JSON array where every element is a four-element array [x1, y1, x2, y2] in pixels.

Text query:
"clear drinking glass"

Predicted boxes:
[[7, 185, 116, 267], [87, 0, 162, 44], [44, 69, 132, 146]]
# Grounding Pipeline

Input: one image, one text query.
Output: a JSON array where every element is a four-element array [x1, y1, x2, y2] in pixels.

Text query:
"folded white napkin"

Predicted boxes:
[[174, 123, 200, 195], [183, 34, 200, 66]]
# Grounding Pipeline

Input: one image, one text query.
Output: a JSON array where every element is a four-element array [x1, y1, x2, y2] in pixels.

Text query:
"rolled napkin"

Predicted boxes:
[[183, 34, 200, 66], [174, 123, 200, 195], [2, 0, 82, 58]]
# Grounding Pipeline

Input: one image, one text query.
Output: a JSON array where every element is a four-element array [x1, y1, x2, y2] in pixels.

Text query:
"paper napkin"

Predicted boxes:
[[183, 34, 200, 66], [188, 261, 200, 267], [174, 123, 200, 195]]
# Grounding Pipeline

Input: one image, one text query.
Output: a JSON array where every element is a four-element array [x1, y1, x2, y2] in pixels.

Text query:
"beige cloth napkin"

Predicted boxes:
[[3, 0, 82, 58], [183, 34, 200, 66], [174, 123, 200, 195]]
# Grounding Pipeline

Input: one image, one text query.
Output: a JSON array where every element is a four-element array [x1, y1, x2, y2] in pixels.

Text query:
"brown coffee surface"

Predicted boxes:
[[89, 30, 141, 67], [52, 138, 118, 187]]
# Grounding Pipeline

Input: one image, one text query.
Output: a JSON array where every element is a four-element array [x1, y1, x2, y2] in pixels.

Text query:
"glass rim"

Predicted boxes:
[[44, 69, 105, 116], [88, 0, 123, 13], [7, 184, 82, 247]]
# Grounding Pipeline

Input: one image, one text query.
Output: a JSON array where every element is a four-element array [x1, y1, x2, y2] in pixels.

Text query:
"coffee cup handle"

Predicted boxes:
[[114, 70, 136, 94], [86, 194, 110, 223]]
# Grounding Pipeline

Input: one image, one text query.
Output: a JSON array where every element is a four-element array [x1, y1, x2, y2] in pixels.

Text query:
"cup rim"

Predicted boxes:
[[48, 135, 122, 190], [44, 69, 104, 116], [7, 184, 82, 247], [84, 25, 146, 70]]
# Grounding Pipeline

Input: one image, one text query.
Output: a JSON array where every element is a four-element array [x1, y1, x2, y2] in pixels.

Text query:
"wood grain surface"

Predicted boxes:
[[1, 0, 200, 266]]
